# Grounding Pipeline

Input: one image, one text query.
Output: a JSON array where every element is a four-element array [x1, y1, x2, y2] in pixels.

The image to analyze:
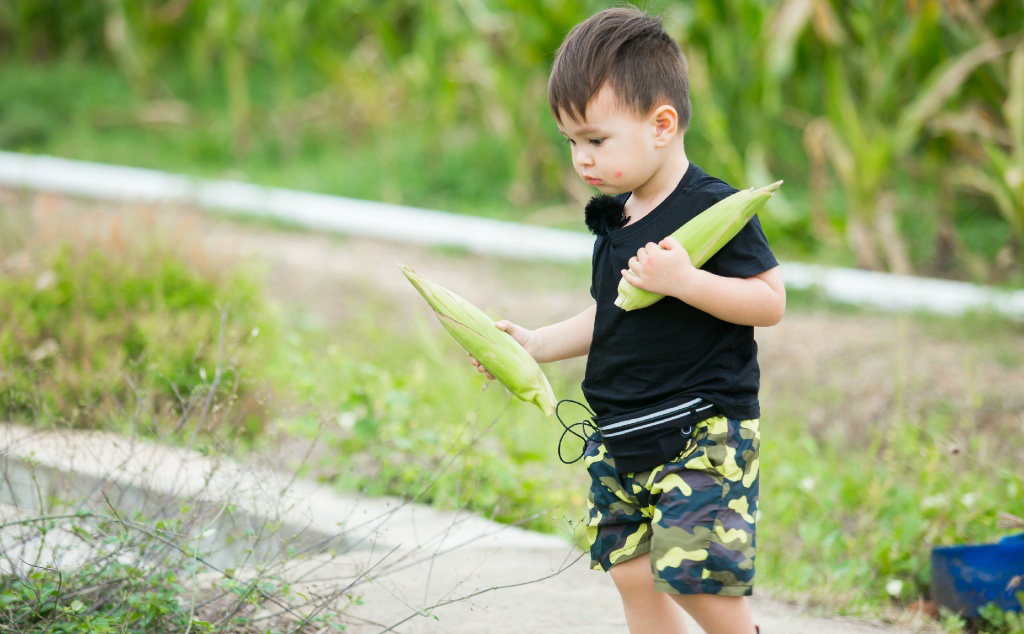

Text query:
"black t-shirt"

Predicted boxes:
[[583, 162, 778, 421]]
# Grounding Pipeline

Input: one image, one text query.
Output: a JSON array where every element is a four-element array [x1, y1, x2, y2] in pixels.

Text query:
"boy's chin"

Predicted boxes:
[[592, 182, 627, 195]]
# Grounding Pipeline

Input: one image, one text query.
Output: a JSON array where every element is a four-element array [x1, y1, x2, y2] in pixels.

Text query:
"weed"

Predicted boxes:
[[977, 598, 1024, 634], [0, 216, 273, 444]]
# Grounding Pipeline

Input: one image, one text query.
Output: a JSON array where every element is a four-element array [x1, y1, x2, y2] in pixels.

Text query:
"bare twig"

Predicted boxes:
[[377, 549, 588, 634], [191, 305, 230, 450]]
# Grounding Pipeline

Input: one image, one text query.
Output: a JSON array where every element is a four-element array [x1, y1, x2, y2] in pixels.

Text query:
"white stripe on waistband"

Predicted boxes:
[[601, 410, 698, 438], [598, 397, 703, 432]]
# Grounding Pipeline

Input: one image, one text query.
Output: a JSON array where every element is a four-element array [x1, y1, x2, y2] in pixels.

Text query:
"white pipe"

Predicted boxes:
[[1, 151, 1021, 320], [0, 151, 593, 262]]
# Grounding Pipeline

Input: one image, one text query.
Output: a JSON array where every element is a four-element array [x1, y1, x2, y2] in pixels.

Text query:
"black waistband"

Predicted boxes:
[[594, 396, 719, 473], [595, 396, 716, 439]]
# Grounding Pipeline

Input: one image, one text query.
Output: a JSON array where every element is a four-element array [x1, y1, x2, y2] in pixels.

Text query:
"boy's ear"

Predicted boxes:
[[651, 105, 679, 147]]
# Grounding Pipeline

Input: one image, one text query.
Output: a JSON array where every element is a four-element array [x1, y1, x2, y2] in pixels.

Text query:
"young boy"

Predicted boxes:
[[473, 7, 784, 634]]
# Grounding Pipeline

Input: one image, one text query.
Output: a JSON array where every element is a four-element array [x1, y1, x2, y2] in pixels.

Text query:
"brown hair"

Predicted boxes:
[[548, 7, 690, 129]]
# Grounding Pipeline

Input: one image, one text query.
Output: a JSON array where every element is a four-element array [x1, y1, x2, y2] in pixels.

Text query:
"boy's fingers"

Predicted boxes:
[[659, 236, 681, 249], [627, 255, 643, 274], [467, 351, 495, 379], [475, 362, 494, 379]]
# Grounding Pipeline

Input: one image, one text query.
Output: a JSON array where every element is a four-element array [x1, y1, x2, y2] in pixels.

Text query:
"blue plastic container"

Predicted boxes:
[[931, 533, 1024, 617]]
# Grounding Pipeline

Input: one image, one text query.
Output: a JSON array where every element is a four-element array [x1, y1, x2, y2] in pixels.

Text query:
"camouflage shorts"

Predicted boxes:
[[584, 416, 760, 596]]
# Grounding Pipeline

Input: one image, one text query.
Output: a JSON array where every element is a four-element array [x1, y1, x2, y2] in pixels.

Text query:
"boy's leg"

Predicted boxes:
[[648, 417, 761, 634], [608, 554, 689, 634], [669, 593, 754, 634]]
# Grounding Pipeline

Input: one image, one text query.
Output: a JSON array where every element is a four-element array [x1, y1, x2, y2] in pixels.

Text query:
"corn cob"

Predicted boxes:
[[398, 263, 556, 416], [615, 180, 783, 311]]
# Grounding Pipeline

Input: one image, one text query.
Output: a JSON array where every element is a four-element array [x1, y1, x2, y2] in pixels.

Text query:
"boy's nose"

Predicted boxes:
[[573, 147, 594, 167]]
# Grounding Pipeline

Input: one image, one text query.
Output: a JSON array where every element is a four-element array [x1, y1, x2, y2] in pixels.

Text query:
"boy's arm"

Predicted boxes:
[[519, 302, 596, 362], [471, 303, 595, 378], [623, 236, 786, 327]]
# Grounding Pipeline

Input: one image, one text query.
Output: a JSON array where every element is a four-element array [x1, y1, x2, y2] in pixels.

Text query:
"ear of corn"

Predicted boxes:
[[398, 263, 556, 416], [614, 180, 784, 311]]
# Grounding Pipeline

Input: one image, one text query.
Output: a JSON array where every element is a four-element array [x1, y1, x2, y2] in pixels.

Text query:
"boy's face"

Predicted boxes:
[[556, 85, 665, 196]]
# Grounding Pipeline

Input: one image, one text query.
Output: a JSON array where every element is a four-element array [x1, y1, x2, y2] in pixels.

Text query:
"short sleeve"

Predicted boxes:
[[701, 191, 779, 279]]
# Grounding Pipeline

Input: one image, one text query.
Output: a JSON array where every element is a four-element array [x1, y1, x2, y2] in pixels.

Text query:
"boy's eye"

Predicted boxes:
[[589, 138, 604, 146]]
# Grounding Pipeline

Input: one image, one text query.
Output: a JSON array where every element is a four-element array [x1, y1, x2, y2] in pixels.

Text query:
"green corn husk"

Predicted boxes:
[[615, 180, 784, 311], [399, 263, 556, 416]]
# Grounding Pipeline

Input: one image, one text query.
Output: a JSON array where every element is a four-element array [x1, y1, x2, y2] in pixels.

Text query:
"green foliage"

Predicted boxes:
[[977, 598, 1024, 634], [2, 1, 1023, 279], [262, 307, 586, 534], [757, 315, 1024, 622], [761, 414, 1023, 609], [1, 566, 192, 632], [0, 510, 349, 632], [0, 241, 271, 439], [0, 512, 201, 632]]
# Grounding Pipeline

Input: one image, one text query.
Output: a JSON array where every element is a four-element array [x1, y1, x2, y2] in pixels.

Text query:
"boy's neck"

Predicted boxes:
[[624, 146, 689, 225]]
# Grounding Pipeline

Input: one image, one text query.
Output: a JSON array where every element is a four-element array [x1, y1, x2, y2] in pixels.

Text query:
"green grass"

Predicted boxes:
[[255, 293, 590, 534], [0, 241, 270, 440], [762, 382, 1022, 613], [0, 59, 559, 223]]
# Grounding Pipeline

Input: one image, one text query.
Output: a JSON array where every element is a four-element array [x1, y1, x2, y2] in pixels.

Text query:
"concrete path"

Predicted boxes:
[[0, 423, 932, 633], [313, 544, 925, 634]]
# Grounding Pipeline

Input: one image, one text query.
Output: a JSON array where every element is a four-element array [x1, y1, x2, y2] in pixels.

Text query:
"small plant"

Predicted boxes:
[[976, 599, 1024, 634], [0, 228, 273, 444], [0, 491, 354, 632]]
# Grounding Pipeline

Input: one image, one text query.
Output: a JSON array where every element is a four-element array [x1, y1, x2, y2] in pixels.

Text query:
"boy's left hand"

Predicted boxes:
[[622, 236, 698, 297]]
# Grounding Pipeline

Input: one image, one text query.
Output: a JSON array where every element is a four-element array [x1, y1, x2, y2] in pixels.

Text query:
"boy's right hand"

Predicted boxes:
[[469, 320, 538, 380]]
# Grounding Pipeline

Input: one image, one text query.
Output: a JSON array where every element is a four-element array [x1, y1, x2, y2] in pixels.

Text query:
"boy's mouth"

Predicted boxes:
[[584, 176, 603, 186]]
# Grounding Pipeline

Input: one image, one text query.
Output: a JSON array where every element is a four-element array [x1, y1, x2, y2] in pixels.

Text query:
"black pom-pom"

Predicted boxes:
[[584, 195, 627, 236]]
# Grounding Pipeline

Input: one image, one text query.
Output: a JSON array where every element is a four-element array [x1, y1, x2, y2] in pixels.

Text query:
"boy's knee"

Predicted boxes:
[[671, 592, 748, 611], [609, 554, 655, 596]]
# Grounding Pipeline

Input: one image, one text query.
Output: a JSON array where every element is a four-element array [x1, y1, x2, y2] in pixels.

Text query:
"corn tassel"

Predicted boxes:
[[399, 263, 556, 416], [615, 180, 783, 311]]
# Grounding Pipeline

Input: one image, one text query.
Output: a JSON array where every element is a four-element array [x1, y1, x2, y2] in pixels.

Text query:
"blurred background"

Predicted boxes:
[[1, 1, 1024, 632], [1, 0, 1023, 281]]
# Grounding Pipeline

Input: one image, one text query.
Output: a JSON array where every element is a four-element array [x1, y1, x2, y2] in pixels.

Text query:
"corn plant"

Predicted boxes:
[[804, 2, 1005, 273], [946, 43, 1024, 274], [663, 1, 804, 229], [3, 0, 1024, 277]]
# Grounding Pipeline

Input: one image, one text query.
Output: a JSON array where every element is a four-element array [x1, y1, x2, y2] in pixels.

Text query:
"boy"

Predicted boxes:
[[473, 7, 784, 634]]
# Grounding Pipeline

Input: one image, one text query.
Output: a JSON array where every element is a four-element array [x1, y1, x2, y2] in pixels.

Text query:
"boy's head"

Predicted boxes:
[[548, 7, 690, 129]]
